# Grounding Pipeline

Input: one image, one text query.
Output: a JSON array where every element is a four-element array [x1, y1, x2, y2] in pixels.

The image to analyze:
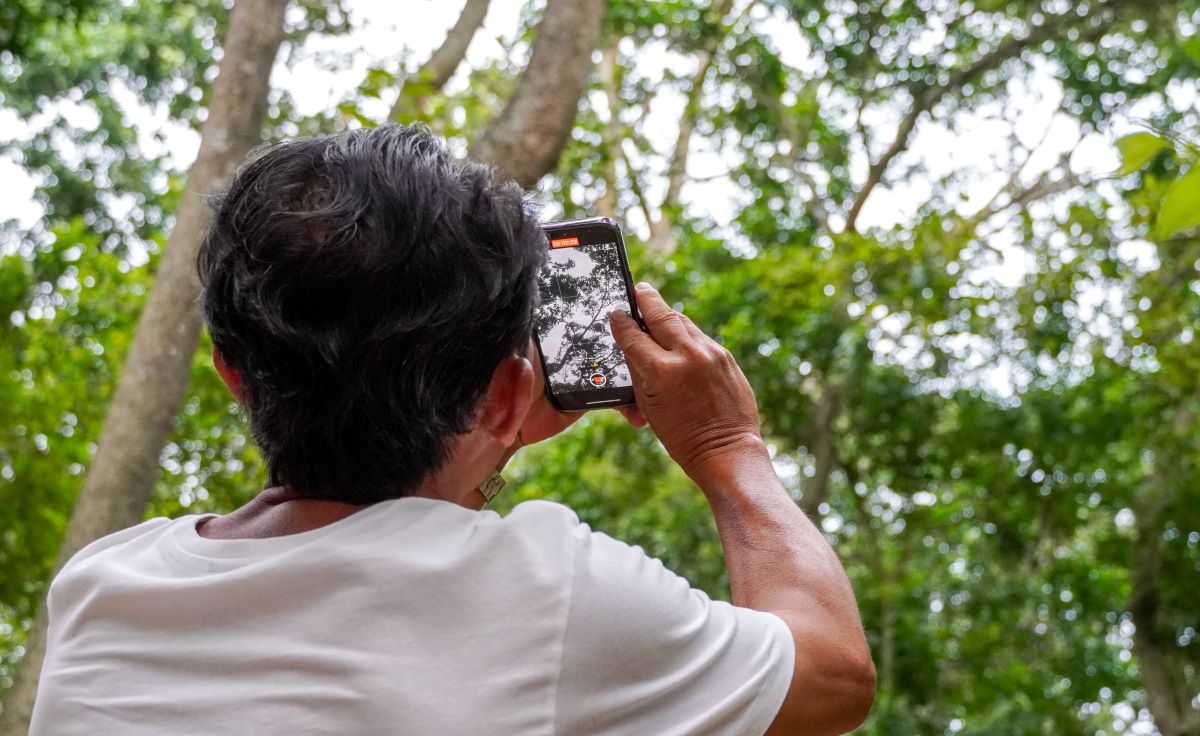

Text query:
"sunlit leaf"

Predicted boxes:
[[1155, 166, 1200, 240], [1115, 132, 1169, 177]]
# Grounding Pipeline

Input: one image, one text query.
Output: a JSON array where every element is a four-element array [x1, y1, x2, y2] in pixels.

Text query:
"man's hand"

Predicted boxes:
[[609, 282, 765, 479], [511, 339, 646, 451]]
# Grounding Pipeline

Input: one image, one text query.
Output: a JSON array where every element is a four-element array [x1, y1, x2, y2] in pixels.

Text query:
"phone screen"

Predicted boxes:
[[534, 220, 637, 408]]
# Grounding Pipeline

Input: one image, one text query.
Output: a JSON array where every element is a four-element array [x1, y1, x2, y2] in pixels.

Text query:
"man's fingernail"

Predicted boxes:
[[611, 309, 629, 322], [636, 282, 655, 292]]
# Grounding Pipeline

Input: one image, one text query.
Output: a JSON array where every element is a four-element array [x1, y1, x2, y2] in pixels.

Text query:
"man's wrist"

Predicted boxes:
[[682, 433, 775, 493]]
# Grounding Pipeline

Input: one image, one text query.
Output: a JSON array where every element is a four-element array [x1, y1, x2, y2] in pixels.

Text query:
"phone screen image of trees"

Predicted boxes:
[[536, 241, 632, 392]]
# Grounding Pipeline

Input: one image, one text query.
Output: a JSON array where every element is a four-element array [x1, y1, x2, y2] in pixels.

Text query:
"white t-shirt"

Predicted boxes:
[[31, 497, 794, 735]]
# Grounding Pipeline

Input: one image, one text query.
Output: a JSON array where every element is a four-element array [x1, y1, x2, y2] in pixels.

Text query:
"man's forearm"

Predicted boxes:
[[696, 439, 864, 624], [689, 438, 875, 734], [690, 438, 862, 624]]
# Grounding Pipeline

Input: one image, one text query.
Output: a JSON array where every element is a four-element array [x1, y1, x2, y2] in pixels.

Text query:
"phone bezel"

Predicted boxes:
[[533, 217, 643, 412]]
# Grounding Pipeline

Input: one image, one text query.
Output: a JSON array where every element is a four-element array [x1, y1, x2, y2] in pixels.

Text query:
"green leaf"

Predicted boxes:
[[1155, 166, 1200, 240], [1183, 35, 1200, 66], [1115, 132, 1168, 176]]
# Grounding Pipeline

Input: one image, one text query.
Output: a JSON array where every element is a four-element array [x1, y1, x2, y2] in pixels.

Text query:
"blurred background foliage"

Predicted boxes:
[[2, 0, 1199, 733]]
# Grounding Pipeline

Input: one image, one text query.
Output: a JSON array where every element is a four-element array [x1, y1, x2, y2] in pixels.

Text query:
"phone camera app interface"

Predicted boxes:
[[536, 231, 632, 394]]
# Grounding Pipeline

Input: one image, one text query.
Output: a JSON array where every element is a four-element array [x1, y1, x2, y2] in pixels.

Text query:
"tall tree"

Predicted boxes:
[[0, 0, 290, 728]]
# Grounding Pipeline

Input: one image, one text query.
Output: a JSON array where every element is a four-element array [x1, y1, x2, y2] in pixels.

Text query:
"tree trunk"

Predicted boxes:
[[1130, 470, 1200, 736], [390, 0, 492, 122], [0, 0, 289, 729], [468, 0, 608, 188], [800, 383, 841, 516], [877, 564, 895, 697]]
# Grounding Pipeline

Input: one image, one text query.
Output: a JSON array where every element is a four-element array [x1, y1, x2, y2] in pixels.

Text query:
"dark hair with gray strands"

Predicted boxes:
[[198, 124, 546, 504]]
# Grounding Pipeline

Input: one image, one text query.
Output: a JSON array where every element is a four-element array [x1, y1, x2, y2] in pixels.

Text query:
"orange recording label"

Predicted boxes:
[[550, 236, 580, 249]]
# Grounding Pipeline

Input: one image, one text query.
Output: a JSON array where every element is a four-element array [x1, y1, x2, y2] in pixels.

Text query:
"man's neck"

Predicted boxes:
[[195, 488, 370, 539], [195, 442, 518, 540]]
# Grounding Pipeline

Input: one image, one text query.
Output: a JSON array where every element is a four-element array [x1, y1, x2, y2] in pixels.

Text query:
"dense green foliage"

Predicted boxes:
[[3, 0, 1199, 733]]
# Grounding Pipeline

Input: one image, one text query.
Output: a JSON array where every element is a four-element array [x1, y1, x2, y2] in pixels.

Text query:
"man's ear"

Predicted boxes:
[[479, 355, 534, 447], [212, 349, 244, 402]]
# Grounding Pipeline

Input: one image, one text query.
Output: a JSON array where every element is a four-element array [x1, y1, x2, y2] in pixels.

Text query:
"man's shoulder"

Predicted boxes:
[[61, 517, 177, 570], [48, 517, 179, 603], [501, 498, 581, 528], [486, 499, 587, 559]]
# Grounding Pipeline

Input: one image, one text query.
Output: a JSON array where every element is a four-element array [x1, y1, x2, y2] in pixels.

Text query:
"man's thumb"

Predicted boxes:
[[610, 309, 653, 358]]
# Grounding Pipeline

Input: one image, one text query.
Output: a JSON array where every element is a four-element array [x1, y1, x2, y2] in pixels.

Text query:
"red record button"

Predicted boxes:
[[590, 372, 607, 386]]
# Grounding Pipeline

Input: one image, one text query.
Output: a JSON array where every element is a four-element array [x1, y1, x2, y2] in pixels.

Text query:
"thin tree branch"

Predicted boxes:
[[792, 164, 832, 235], [753, 86, 832, 233], [389, 0, 492, 122], [844, 2, 1127, 233], [663, 0, 736, 210], [597, 40, 621, 218], [687, 169, 734, 184], [647, 0, 744, 255], [621, 139, 657, 238], [967, 120, 1057, 226], [960, 149, 1081, 236], [854, 89, 875, 166]]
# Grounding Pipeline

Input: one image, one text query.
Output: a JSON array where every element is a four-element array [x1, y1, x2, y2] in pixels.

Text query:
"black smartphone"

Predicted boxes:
[[533, 217, 643, 411]]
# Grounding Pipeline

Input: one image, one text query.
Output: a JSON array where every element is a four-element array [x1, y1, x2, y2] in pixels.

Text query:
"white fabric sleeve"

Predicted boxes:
[[554, 523, 795, 736]]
